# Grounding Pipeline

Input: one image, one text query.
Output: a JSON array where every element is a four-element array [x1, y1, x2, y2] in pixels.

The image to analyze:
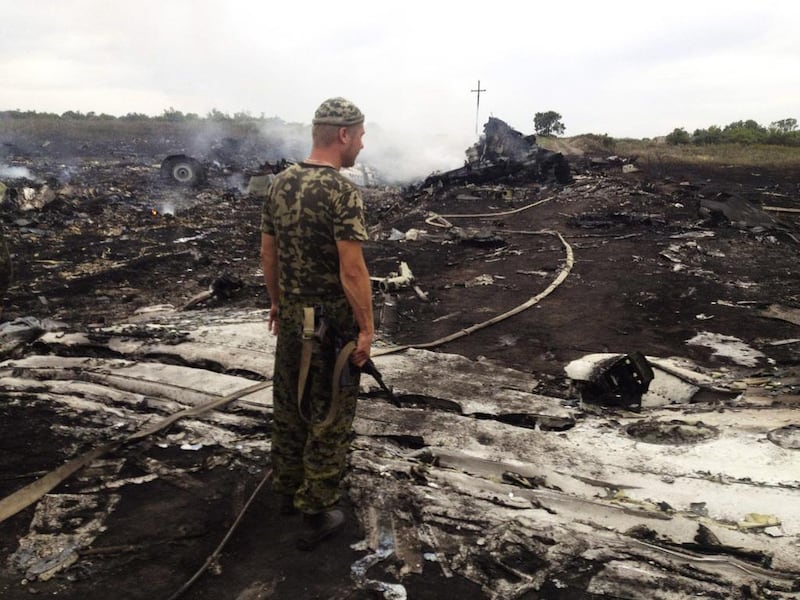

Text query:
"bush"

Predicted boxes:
[[582, 133, 615, 149]]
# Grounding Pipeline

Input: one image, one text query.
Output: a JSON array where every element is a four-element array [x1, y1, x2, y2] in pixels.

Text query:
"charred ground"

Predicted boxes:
[[3, 133, 797, 389], [1, 123, 799, 599]]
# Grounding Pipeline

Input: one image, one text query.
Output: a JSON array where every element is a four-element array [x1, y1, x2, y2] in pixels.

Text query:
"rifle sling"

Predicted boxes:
[[297, 307, 355, 429], [296, 306, 316, 423]]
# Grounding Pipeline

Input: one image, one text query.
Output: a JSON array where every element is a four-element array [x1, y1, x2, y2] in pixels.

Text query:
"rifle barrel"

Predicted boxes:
[[362, 360, 401, 407]]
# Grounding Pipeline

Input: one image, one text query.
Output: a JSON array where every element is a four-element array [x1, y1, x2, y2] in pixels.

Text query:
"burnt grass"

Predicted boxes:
[[1, 128, 799, 599]]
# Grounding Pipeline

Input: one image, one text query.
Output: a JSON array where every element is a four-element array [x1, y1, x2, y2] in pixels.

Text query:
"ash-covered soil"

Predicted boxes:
[[1, 130, 799, 599]]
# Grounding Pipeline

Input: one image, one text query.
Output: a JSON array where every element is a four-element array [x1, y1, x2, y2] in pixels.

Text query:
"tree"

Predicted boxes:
[[534, 111, 566, 136], [666, 127, 691, 145], [61, 110, 87, 120], [721, 119, 767, 144], [207, 108, 231, 121], [723, 119, 765, 134], [770, 118, 797, 133], [120, 112, 150, 121], [692, 125, 723, 145], [161, 107, 186, 122]]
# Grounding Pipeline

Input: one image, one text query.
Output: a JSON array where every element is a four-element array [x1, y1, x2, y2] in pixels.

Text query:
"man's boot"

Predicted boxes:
[[296, 509, 345, 551]]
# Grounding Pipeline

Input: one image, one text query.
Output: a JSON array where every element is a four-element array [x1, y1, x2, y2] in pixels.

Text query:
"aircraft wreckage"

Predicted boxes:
[[1, 309, 798, 598], [0, 117, 799, 599], [417, 117, 572, 189], [157, 117, 571, 190]]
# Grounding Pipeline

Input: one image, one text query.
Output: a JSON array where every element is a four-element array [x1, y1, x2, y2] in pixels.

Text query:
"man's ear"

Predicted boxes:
[[337, 126, 350, 145]]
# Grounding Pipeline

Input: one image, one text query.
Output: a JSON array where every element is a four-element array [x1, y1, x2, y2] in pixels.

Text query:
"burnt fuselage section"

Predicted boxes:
[[421, 117, 572, 188]]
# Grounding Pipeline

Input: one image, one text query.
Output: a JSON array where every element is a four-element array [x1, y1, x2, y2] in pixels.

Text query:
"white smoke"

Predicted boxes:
[[252, 119, 474, 185], [359, 123, 474, 185], [0, 164, 36, 180], [256, 118, 309, 161]]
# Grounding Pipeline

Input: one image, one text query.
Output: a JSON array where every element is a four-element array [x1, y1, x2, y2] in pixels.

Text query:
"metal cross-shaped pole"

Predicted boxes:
[[470, 79, 486, 135]]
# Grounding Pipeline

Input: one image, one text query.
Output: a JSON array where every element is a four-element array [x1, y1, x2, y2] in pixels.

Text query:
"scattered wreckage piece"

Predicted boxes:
[[376, 261, 415, 294], [160, 154, 207, 187], [586, 154, 640, 173], [565, 352, 748, 409], [11, 492, 122, 582], [759, 303, 800, 327], [373, 262, 428, 330], [374, 261, 428, 301], [563, 351, 654, 409], [0, 316, 65, 358], [161, 152, 382, 191], [179, 272, 243, 311], [33, 308, 275, 379], [763, 205, 800, 214], [687, 331, 767, 368], [699, 194, 799, 242], [159, 143, 292, 189]]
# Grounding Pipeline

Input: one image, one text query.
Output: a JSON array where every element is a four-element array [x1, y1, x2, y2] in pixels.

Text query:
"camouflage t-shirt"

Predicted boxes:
[[261, 163, 368, 297]]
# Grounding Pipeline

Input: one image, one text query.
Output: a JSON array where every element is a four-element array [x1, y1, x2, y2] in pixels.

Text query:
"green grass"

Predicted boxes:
[[613, 139, 800, 168], [537, 133, 800, 169], [0, 117, 266, 141]]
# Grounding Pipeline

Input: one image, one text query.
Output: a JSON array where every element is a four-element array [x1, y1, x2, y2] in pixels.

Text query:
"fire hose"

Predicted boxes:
[[0, 381, 271, 524]]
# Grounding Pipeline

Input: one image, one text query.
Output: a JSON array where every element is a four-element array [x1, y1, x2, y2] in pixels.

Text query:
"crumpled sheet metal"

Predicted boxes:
[[11, 493, 121, 581], [347, 437, 800, 598], [2, 307, 799, 596]]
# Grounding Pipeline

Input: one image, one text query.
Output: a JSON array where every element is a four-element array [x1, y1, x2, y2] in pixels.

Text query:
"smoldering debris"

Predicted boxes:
[[0, 165, 36, 180], [416, 117, 572, 190]]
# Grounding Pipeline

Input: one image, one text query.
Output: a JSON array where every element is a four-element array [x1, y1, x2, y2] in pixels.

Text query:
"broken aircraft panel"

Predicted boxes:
[[1, 308, 799, 597]]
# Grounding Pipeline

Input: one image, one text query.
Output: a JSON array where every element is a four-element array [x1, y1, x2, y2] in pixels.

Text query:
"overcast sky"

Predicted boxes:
[[2, 0, 798, 173]]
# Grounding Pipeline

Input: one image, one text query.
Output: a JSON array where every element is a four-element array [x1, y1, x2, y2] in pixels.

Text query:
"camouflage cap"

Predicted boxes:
[[312, 97, 364, 126]]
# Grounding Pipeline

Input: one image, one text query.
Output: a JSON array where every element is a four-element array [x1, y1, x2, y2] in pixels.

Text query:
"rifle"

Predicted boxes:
[[358, 358, 401, 408], [308, 306, 401, 412]]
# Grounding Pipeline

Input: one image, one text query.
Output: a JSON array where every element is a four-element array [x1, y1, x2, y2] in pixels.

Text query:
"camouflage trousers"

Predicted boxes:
[[270, 295, 360, 514]]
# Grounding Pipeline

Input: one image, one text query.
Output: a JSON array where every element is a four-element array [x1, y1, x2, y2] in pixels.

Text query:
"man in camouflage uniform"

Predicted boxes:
[[260, 97, 373, 550]]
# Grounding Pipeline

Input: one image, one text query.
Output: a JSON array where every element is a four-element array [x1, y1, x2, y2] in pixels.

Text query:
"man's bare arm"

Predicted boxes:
[[260, 233, 280, 335], [337, 239, 373, 366]]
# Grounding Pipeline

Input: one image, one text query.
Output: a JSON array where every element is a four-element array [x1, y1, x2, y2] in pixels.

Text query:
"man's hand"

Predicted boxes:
[[350, 329, 373, 367], [260, 233, 280, 335], [267, 304, 279, 335]]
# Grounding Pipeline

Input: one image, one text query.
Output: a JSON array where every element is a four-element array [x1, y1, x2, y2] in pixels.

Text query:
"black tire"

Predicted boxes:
[[160, 155, 206, 186]]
